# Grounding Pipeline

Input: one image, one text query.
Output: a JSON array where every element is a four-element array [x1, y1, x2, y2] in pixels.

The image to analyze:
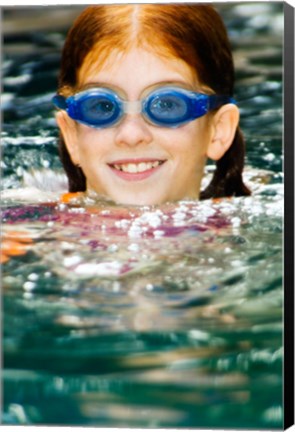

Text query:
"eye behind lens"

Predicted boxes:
[[145, 92, 189, 124], [77, 92, 123, 127], [82, 98, 115, 118]]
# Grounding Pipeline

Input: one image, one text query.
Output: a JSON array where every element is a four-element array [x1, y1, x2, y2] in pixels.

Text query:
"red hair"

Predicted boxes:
[[57, 4, 250, 198]]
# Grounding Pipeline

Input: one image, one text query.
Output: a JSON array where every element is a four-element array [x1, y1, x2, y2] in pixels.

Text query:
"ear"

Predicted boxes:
[[55, 111, 80, 166], [206, 104, 240, 161]]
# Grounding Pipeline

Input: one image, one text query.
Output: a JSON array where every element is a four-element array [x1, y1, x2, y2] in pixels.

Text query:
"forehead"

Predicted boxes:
[[77, 46, 199, 93]]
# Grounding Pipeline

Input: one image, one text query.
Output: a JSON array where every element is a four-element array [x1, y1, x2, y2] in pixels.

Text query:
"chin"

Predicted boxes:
[[111, 191, 168, 207]]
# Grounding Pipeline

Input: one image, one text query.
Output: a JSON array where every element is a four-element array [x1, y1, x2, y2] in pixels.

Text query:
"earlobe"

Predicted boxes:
[[207, 104, 240, 161], [55, 111, 80, 166]]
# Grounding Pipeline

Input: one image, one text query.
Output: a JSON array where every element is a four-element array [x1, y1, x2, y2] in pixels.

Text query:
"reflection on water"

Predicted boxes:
[[1, 2, 283, 429]]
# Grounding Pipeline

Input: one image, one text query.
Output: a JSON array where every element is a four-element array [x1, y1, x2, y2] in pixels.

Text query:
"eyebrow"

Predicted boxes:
[[76, 82, 126, 95]]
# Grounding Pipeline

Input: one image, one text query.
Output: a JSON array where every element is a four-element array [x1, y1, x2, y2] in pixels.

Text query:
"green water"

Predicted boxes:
[[1, 3, 284, 428]]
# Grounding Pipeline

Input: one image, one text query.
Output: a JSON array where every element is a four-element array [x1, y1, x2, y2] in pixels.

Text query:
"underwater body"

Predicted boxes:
[[1, 3, 284, 429]]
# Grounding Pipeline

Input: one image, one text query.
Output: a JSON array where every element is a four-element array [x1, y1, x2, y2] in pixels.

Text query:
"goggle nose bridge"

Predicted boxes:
[[121, 100, 143, 115]]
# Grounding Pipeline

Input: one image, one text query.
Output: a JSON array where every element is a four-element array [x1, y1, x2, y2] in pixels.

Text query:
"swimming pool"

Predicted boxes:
[[1, 3, 284, 428]]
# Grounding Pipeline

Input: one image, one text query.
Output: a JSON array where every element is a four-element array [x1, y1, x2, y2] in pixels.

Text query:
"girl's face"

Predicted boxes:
[[59, 47, 215, 206]]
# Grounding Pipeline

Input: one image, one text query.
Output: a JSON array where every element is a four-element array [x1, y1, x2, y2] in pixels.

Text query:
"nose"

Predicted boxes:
[[114, 114, 153, 148]]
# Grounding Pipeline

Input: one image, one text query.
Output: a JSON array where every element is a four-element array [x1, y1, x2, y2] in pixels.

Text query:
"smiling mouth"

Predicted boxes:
[[109, 160, 165, 174]]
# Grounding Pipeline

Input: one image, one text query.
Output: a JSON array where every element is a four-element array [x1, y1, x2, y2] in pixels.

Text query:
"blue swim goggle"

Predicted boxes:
[[52, 86, 235, 129]]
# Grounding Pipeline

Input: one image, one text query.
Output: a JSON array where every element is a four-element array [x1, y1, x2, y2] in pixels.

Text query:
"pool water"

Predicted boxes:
[[1, 3, 284, 428]]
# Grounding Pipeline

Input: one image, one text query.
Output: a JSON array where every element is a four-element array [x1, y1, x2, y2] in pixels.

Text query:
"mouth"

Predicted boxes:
[[108, 159, 166, 181]]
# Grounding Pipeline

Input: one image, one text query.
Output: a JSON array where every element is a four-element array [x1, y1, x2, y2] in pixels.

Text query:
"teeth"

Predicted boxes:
[[126, 163, 137, 173], [113, 161, 161, 173]]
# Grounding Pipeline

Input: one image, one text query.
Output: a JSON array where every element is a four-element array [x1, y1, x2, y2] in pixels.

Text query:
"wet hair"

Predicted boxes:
[[56, 4, 251, 198]]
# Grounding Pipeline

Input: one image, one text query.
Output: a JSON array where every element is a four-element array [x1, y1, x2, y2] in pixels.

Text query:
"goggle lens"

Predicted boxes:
[[147, 92, 189, 125], [75, 91, 122, 127]]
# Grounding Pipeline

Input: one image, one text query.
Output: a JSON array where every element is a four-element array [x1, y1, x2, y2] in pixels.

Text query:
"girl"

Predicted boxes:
[[53, 4, 251, 206]]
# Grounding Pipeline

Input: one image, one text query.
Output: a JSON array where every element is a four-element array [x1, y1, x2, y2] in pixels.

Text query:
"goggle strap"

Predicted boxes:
[[52, 95, 79, 121], [208, 95, 236, 110], [52, 95, 67, 110]]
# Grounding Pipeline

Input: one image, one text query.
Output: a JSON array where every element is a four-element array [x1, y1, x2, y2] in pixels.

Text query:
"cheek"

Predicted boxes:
[[76, 127, 110, 160], [165, 121, 211, 160], [187, 118, 212, 155]]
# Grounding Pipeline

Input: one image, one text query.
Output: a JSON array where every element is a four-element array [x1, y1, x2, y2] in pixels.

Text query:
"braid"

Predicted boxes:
[[59, 136, 86, 192], [200, 127, 251, 200]]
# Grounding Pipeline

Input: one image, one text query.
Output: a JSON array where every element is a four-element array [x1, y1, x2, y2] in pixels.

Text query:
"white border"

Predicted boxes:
[[1, 1, 294, 432]]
